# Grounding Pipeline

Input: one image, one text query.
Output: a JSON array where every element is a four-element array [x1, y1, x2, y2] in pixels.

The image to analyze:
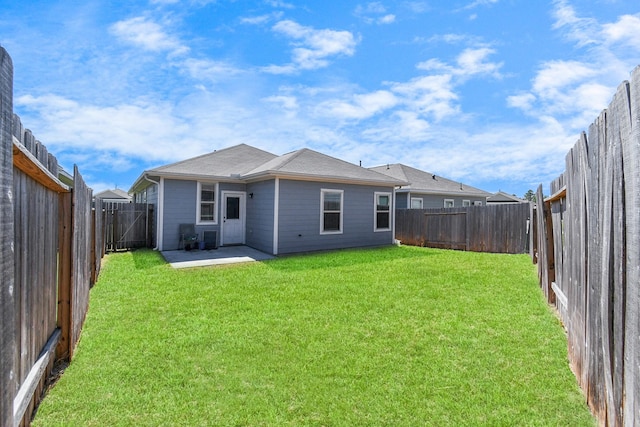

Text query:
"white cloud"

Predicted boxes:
[[460, 0, 499, 11], [264, 0, 295, 8], [509, 3, 640, 135], [417, 46, 503, 80], [16, 94, 196, 164], [602, 14, 640, 50], [240, 12, 284, 25], [317, 90, 398, 120], [109, 16, 189, 56], [389, 74, 459, 121], [456, 47, 502, 77], [355, 2, 396, 24], [379, 15, 396, 24], [551, 0, 598, 46], [182, 58, 244, 82], [265, 20, 358, 73], [507, 93, 536, 111]]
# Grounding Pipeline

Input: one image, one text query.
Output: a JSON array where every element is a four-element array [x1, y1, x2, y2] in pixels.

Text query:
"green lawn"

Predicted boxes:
[[33, 246, 594, 426]]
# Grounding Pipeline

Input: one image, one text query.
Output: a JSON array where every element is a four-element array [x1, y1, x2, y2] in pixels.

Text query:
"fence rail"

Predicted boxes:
[[395, 203, 532, 254], [535, 65, 640, 426]]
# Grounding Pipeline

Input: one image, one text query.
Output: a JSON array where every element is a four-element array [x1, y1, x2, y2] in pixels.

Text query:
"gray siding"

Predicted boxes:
[[246, 180, 275, 253], [396, 192, 408, 209], [405, 193, 486, 209], [162, 179, 248, 250], [162, 179, 198, 250], [277, 180, 394, 255]]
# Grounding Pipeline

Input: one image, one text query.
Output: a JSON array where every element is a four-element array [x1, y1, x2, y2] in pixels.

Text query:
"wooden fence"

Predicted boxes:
[[0, 46, 109, 427], [101, 201, 154, 252], [534, 65, 640, 426], [395, 203, 532, 254]]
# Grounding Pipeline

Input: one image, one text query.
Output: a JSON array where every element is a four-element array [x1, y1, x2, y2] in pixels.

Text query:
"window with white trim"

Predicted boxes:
[[462, 200, 471, 207], [197, 182, 218, 224], [444, 199, 454, 208], [375, 192, 391, 231], [321, 189, 343, 234], [410, 197, 423, 209]]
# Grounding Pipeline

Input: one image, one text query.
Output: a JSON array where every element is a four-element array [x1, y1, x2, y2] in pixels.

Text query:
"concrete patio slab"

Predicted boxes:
[[161, 245, 275, 269]]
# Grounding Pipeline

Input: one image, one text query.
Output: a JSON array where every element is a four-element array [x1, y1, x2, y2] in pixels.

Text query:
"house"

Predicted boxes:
[[94, 188, 132, 203], [129, 144, 407, 255], [486, 191, 527, 204], [369, 163, 491, 208]]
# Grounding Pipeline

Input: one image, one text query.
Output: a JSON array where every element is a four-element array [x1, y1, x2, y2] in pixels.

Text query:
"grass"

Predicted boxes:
[[33, 246, 594, 426]]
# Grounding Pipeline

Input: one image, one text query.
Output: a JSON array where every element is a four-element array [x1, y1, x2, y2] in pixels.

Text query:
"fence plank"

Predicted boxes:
[[623, 65, 640, 426], [69, 166, 92, 360], [56, 192, 72, 360], [0, 45, 16, 427]]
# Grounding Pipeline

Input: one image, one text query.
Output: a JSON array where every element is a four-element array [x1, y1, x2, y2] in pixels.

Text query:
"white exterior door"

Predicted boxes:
[[221, 192, 245, 245]]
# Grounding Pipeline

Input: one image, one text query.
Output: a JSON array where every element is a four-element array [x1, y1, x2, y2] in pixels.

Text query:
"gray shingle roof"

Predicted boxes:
[[130, 144, 405, 192], [370, 163, 491, 197], [95, 188, 131, 200], [487, 191, 526, 203], [150, 143, 278, 178], [244, 148, 407, 185]]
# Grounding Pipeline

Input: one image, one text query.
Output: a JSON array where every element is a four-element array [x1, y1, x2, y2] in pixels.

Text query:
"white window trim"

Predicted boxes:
[[462, 200, 471, 207], [196, 181, 218, 225], [374, 191, 392, 232], [411, 197, 423, 209], [444, 199, 454, 208], [320, 189, 344, 235]]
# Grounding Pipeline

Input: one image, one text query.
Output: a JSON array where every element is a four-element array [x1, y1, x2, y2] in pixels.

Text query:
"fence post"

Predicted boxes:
[[0, 45, 15, 427]]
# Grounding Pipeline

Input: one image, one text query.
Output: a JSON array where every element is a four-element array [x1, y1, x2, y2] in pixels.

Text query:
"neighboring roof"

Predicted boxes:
[[95, 188, 131, 200], [130, 144, 406, 192], [487, 191, 527, 203], [370, 163, 491, 197], [244, 148, 407, 185]]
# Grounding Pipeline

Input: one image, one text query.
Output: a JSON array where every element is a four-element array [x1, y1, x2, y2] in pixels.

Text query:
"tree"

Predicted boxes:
[[523, 189, 536, 202]]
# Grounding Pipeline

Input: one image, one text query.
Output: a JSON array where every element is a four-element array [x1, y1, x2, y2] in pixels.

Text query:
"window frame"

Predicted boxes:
[[462, 199, 471, 207], [410, 197, 423, 209], [444, 199, 455, 208], [374, 191, 392, 232], [196, 181, 218, 225], [320, 189, 344, 235]]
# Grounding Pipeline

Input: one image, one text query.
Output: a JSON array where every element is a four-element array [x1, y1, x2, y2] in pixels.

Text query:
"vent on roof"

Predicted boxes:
[[432, 174, 436, 180]]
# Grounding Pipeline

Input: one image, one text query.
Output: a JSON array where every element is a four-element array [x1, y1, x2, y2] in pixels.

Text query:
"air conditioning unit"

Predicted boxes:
[[203, 230, 218, 250]]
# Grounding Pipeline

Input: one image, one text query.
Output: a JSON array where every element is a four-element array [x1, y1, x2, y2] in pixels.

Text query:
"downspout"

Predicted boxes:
[[143, 174, 163, 251]]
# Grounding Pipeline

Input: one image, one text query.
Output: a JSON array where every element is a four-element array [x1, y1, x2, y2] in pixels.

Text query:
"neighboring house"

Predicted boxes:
[[94, 188, 132, 203], [129, 144, 407, 255], [369, 163, 491, 209], [486, 191, 527, 204]]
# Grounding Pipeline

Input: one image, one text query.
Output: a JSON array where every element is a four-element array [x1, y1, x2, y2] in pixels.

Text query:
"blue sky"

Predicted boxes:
[[1, 0, 639, 197]]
